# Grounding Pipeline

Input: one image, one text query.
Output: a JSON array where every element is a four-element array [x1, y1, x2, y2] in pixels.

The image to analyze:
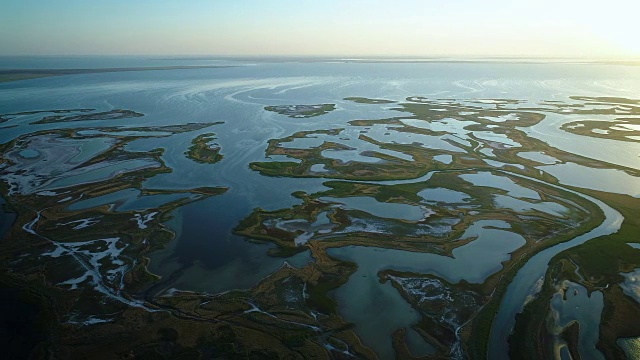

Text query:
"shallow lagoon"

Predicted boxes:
[[539, 162, 640, 197], [549, 282, 605, 360], [328, 220, 525, 357], [516, 151, 559, 164], [489, 190, 621, 359], [68, 188, 193, 212], [460, 172, 540, 199], [330, 220, 525, 284], [319, 196, 427, 221], [148, 199, 314, 294], [418, 187, 471, 204], [0, 197, 15, 239]]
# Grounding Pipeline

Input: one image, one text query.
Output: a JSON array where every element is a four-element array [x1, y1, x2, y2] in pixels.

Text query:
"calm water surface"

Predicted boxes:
[[1, 58, 639, 358]]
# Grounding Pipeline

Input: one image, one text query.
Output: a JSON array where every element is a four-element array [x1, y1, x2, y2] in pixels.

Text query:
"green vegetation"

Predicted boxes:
[[264, 104, 336, 118], [0, 107, 374, 359], [237, 163, 605, 359], [248, 95, 640, 358], [508, 190, 640, 360], [185, 132, 223, 164], [344, 96, 396, 104], [29, 109, 143, 124], [561, 118, 640, 143]]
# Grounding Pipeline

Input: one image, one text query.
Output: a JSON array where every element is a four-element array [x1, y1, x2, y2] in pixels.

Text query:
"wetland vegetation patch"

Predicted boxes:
[[185, 131, 224, 164], [265, 104, 336, 118]]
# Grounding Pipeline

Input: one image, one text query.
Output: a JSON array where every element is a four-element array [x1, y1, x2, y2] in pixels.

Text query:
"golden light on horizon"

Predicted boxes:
[[1, 0, 639, 58]]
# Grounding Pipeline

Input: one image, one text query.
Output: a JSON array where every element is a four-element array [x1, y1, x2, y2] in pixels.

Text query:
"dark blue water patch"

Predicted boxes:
[[0, 196, 16, 239], [169, 193, 251, 269], [149, 192, 312, 294], [0, 285, 48, 359]]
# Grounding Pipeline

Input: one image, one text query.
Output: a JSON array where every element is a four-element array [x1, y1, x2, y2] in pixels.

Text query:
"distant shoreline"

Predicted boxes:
[[0, 65, 235, 83], [157, 56, 640, 66], [2, 59, 639, 84]]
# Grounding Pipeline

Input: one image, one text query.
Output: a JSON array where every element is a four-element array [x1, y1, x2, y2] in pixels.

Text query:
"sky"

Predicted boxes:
[[1, 0, 639, 58]]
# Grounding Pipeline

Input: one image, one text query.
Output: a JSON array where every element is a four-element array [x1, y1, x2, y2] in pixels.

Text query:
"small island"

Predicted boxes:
[[344, 96, 396, 104], [29, 109, 144, 124], [265, 104, 336, 118], [185, 132, 224, 164]]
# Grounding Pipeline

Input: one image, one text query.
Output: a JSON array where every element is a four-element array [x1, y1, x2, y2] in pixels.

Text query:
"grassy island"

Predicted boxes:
[[185, 132, 224, 164], [265, 104, 336, 118], [344, 96, 396, 104]]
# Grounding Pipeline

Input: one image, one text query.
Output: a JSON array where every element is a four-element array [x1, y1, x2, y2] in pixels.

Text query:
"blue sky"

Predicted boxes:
[[1, 0, 638, 57]]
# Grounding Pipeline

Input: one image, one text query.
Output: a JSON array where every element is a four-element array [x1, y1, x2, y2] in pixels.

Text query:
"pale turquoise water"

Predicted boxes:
[[418, 187, 470, 203], [550, 282, 605, 360], [319, 196, 426, 221], [539, 162, 640, 197], [18, 149, 40, 158], [516, 151, 559, 164], [460, 172, 541, 199]]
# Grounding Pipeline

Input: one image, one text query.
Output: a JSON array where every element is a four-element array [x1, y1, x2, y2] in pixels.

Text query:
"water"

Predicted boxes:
[[67, 188, 192, 212], [0, 55, 245, 69], [549, 282, 605, 360], [527, 112, 640, 170], [516, 151, 559, 164], [418, 188, 471, 203], [328, 220, 525, 358], [1, 58, 640, 359], [0, 196, 16, 239], [18, 149, 40, 158], [319, 196, 427, 221], [539, 162, 640, 197], [42, 159, 160, 190], [68, 189, 140, 211], [620, 268, 640, 303], [488, 185, 622, 360], [147, 193, 314, 294], [328, 223, 524, 284], [460, 172, 541, 199], [433, 154, 453, 164], [493, 194, 569, 216]]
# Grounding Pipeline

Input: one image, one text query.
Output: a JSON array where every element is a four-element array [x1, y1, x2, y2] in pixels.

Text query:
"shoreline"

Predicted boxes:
[[0, 65, 236, 83]]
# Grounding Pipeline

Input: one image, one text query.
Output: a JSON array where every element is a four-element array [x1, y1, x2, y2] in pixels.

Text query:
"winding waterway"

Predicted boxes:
[[488, 174, 623, 359]]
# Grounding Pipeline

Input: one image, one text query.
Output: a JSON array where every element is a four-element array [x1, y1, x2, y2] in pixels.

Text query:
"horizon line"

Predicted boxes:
[[2, 54, 640, 60]]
